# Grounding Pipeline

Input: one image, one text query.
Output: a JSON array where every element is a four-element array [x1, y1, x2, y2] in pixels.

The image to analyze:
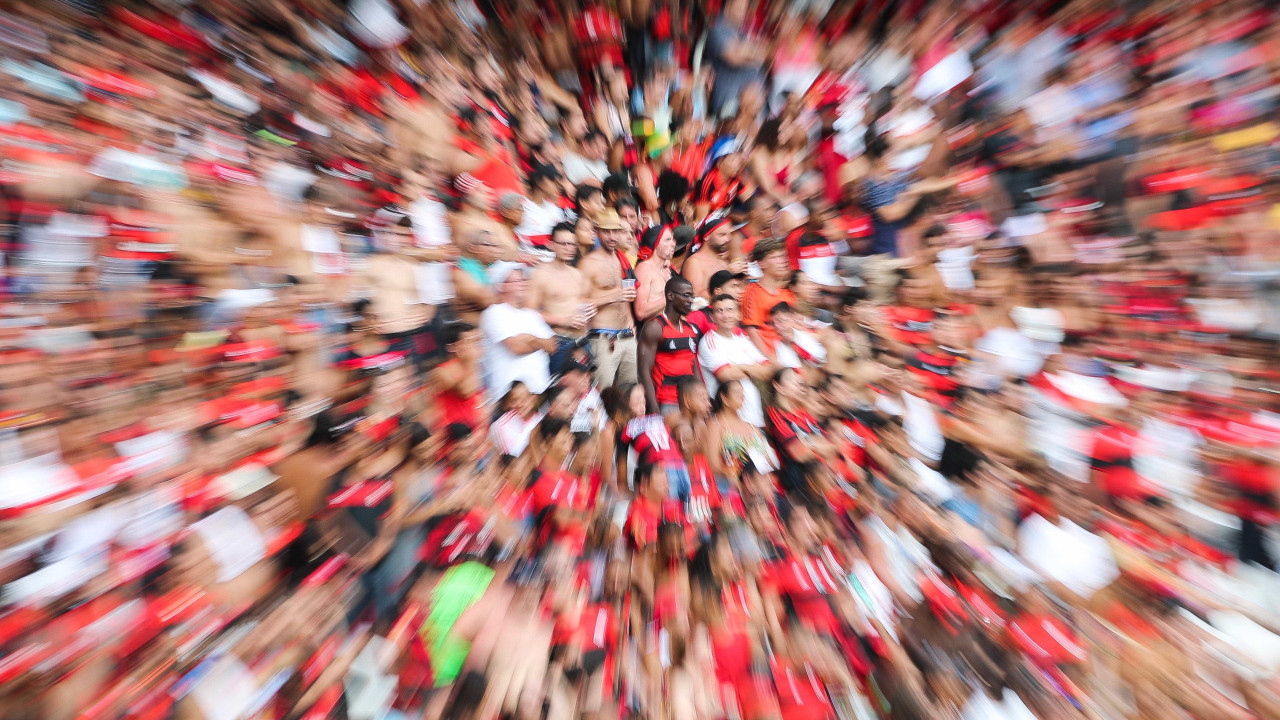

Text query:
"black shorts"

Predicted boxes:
[[556, 646, 608, 683]]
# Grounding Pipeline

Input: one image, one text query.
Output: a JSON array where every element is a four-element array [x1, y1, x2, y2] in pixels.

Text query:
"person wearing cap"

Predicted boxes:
[[479, 262, 557, 399], [581, 209, 639, 387], [635, 130, 674, 216], [687, 269, 748, 335], [683, 212, 747, 301], [634, 225, 677, 322], [692, 144, 746, 226]]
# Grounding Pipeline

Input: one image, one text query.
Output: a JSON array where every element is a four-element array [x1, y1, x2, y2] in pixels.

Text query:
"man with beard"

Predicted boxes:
[[634, 225, 677, 322], [682, 212, 748, 301], [580, 209, 639, 387]]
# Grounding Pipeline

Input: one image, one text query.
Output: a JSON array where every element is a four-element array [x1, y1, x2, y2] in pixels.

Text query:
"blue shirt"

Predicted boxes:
[[861, 174, 911, 256]]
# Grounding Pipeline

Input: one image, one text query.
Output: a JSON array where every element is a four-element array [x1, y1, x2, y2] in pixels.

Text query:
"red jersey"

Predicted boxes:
[[455, 137, 522, 198], [1089, 425, 1154, 501], [784, 228, 835, 274], [686, 454, 721, 530], [836, 417, 877, 471], [774, 662, 834, 720], [738, 229, 761, 260], [694, 168, 744, 212], [434, 360, 484, 430], [625, 495, 662, 549], [883, 306, 935, 345], [420, 510, 488, 567], [529, 468, 589, 552], [1220, 457, 1278, 522], [574, 5, 625, 67], [621, 415, 683, 466], [906, 348, 960, 406], [764, 550, 844, 634], [766, 407, 823, 458], [685, 308, 715, 336], [816, 135, 848, 206], [650, 314, 700, 406], [554, 602, 618, 653]]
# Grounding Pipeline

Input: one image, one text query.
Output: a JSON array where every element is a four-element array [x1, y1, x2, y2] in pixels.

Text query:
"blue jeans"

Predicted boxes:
[[550, 335, 593, 376], [665, 461, 691, 502], [354, 526, 425, 624], [941, 494, 985, 529]]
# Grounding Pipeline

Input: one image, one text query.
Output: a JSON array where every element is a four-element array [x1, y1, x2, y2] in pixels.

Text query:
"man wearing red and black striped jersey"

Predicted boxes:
[[638, 276, 701, 414]]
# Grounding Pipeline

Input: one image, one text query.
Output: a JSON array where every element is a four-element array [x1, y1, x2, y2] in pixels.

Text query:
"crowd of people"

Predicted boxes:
[[5, 0, 1280, 719]]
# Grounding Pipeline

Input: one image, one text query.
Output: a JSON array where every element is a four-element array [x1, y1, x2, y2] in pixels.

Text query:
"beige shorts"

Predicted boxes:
[[589, 333, 638, 388]]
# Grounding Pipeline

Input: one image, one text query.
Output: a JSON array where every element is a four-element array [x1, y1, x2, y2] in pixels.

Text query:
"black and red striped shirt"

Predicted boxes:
[[694, 168, 743, 213], [651, 314, 700, 406], [907, 348, 961, 406]]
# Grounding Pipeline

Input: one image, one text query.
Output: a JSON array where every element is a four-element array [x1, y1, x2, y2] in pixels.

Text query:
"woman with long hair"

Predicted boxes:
[[750, 118, 806, 207], [600, 382, 647, 491], [706, 380, 777, 492]]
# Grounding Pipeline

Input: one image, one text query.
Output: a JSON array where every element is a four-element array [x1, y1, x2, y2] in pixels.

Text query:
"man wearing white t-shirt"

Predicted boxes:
[[562, 130, 609, 186], [512, 168, 568, 246], [480, 262, 558, 399], [402, 170, 458, 307], [698, 295, 775, 427], [770, 302, 828, 370]]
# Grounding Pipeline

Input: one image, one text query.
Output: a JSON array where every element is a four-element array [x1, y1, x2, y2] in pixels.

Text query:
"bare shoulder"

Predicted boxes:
[[639, 315, 662, 341], [580, 251, 608, 277], [530, 263, 554, 283]]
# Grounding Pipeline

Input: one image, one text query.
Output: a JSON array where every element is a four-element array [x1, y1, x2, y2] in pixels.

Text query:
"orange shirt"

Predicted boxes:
[[740, 282, 795, 355]]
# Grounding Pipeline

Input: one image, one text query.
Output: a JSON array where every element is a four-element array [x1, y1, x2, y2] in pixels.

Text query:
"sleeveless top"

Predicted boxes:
[[651, 314, 700, 406]]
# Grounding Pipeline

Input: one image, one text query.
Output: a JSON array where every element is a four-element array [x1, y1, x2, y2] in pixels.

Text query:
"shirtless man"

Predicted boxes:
[[288, 183, 355, 301], [365, 215, 433, 369], [633, 225, 675, 322], [579, 210, 638, 388], [530, 222, 595, 341], [681, 214, 748, 300]]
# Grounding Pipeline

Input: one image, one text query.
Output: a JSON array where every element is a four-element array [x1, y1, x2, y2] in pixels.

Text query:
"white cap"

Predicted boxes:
[[487, 261, 527, 286], [1011, 306, 1065, 344], [781, 202, 810, 223]]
